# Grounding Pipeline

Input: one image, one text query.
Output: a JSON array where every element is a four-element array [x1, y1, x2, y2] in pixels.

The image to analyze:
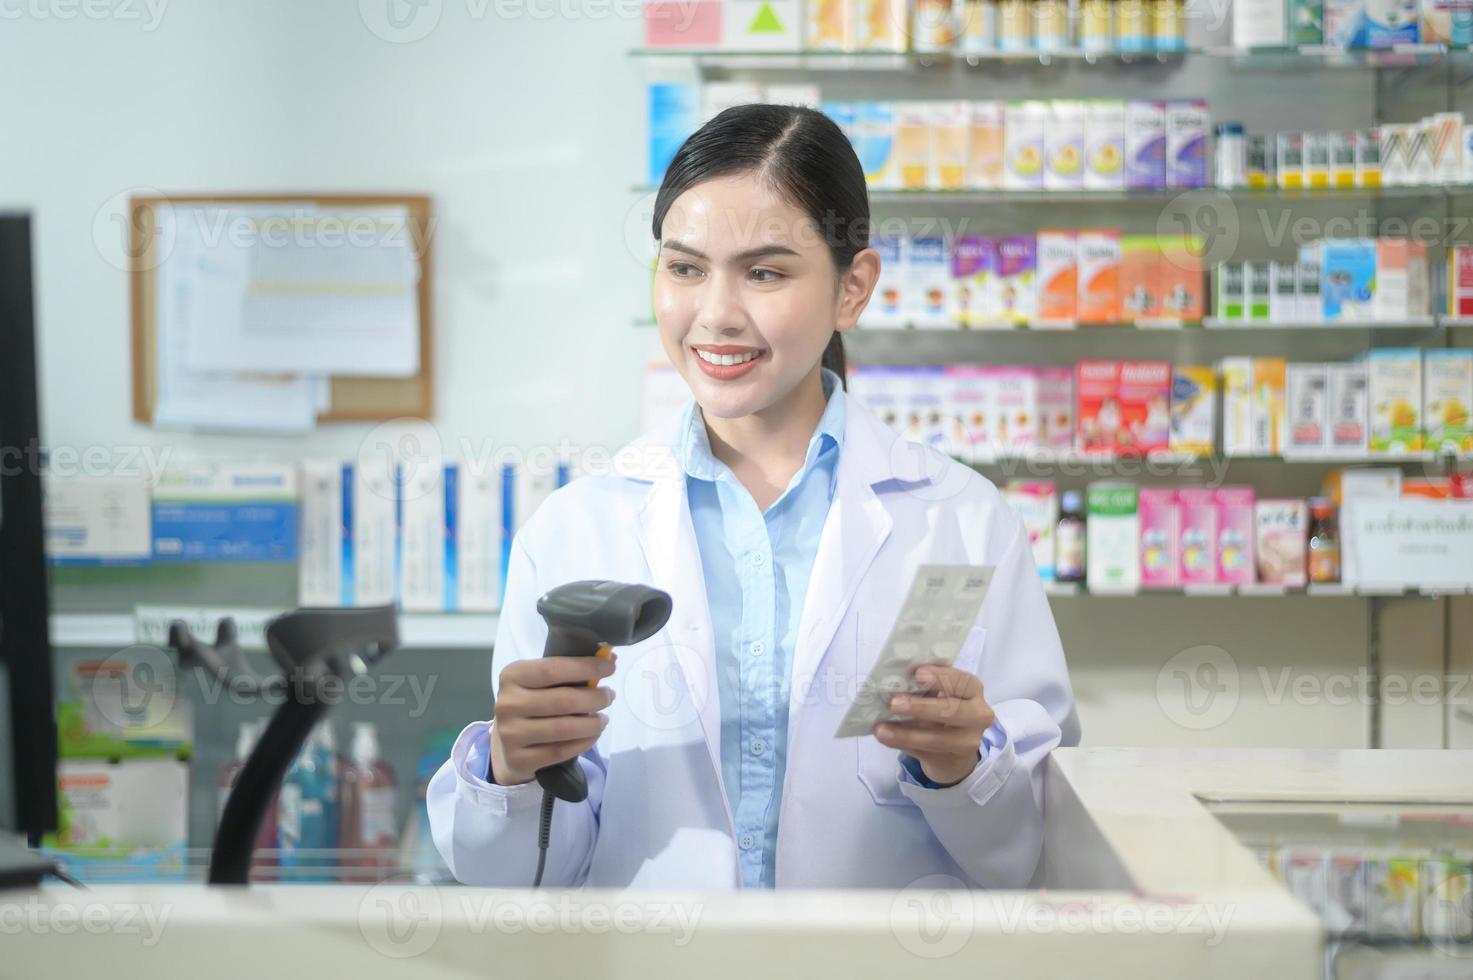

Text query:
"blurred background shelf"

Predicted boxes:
[[628, 43, 1467, 70], [630, 183, 1473, 202], [49, 612, 500, 650]]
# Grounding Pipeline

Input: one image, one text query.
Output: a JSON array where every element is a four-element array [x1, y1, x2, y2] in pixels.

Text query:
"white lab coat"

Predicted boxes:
[[428, 396, 1080, 890]]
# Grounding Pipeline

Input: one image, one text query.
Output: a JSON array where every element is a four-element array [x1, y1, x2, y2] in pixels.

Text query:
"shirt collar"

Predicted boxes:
[[678, 366, 846, 484]]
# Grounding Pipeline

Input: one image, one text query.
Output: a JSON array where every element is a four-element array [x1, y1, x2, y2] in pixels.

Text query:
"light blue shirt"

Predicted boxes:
[[676, 366, 970, 888], [676, 367, 847, 889]]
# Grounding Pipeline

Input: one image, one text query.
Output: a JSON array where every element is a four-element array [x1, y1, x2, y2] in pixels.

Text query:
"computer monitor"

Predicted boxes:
[[0, 213, 59, 841]]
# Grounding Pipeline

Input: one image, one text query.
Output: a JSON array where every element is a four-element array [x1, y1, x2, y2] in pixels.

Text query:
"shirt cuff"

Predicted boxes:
[[450, 720, 545, 813], [898, 720, 1003, 790]]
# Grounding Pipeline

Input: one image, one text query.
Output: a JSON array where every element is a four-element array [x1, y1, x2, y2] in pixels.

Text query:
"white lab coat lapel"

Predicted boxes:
[[630, 443, 727, 813], [787, 404, 923, 735], [787, 459, 890, 728]]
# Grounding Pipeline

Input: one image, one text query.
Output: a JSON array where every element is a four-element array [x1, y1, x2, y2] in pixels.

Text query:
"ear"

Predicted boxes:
[[835, 247, 881, 334]]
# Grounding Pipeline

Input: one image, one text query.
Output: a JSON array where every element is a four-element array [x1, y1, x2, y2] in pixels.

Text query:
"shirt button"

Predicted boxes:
[[750, 738, 767, 756], [739, 833, 757, 850], [750, 551, 766, 567], [749, 640, 765, 657]]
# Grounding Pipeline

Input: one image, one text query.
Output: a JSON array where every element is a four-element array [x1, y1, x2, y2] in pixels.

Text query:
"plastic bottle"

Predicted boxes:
[[1307, 498, 1340, 584], [340, 722, 398, 875], [1216, 123, 1247, 188], [218, 719, 278, 871], [1080, 0, 1113, 51], [1032, 0, 1069, 49], [1056, 490, 1087, 583], [278, 721, 340, 882]]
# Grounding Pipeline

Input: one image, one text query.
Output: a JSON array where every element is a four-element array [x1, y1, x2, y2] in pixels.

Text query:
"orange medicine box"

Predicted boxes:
[[1159, 234, 1206, 322], [1036, 229, 1078, 324], [1120, 235, 1161, 322], [1077, 229, 1121, 324]]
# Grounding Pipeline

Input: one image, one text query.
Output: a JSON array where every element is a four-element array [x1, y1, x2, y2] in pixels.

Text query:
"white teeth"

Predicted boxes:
[[696, 349, 759, 367]]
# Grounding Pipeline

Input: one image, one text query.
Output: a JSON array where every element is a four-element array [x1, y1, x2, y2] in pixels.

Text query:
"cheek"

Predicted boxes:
[[757, 284, 835, 354]]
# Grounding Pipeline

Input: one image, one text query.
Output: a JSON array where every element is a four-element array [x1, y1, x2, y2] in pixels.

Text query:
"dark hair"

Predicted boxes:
[[651, 103, 871, 389]]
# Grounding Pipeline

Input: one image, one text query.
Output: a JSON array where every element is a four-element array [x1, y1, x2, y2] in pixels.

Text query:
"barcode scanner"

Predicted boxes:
[[528, 580, 671, 885]]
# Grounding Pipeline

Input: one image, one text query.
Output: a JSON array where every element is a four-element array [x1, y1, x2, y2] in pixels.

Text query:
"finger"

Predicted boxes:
[[500, 712, 608, 747], [503, 653, 617, 690], [887, 692, 988, 727], [500, 684, 615, 719], [910, 664, 983, 700], [506, 733, 603, 774], [873, 720, 976, 755]]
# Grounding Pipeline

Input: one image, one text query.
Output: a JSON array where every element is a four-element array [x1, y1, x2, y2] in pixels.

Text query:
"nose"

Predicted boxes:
[[694, 269, 748, 337]]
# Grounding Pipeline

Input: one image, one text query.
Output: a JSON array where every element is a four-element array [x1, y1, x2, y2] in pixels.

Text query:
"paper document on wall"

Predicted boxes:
[[152, 208, 320, 433], [835, 564, 995, 738], [176, 204, 420, 377]]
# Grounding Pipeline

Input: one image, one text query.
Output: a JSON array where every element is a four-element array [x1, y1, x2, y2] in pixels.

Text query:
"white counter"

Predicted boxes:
[[6, 747, 1470, 980]]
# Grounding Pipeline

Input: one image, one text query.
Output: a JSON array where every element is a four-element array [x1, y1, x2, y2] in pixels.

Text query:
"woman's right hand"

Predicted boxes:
[[488, 654, 617, 786]]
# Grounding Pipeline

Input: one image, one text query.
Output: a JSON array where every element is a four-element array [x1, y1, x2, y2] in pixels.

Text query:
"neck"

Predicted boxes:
[[703, 365, 829, 499]]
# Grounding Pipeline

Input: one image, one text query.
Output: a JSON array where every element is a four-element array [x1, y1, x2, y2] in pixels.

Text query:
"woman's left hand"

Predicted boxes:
[[874, 664, 995, 787]]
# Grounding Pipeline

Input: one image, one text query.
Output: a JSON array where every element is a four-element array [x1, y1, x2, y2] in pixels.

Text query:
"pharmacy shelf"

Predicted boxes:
[[637, 316, 1447, 331], [628, 42, 1462, 70], [967, 448, 1462, 465], [49, 612, 501, 651], [629, 183, 1473, 203], [1202, 316, 1440, 330], [1043, 582, 1471, 598], [49, 588, 1466, 648]]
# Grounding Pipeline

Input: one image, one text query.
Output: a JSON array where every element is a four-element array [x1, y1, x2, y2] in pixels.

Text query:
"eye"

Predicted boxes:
[[750, 268, 784, 283], [667, 261, 701, 279]]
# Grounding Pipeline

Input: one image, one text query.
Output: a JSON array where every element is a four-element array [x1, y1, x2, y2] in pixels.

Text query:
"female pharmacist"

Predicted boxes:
[[428, 105, 1080, 889]]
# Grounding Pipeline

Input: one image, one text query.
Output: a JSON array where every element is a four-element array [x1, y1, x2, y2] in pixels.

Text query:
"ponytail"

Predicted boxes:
[[821, 331, 847, 390]]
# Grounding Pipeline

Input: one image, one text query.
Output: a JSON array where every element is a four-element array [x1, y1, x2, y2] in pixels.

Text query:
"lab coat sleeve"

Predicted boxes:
[[426, 530, 606, 887], [895, 507, 1081, 888]]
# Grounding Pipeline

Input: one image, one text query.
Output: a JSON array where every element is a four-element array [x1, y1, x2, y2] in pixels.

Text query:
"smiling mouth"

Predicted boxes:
[[691, 345, 767, 366]]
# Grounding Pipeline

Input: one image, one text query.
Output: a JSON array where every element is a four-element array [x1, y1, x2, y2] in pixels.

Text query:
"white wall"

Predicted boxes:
[[1, 0, 660, 467]]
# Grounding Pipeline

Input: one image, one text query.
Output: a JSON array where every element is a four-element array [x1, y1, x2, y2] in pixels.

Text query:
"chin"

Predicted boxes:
[[692, 387, 766, 420]]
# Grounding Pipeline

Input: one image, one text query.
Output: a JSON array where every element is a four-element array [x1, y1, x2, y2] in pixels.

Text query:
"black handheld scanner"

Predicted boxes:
[[535, 580, 672, 803]]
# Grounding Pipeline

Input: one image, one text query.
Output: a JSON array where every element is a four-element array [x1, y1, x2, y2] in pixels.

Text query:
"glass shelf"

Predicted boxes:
[[1043, 582, 1471, 598], [629, 42, 1463, 70], [631, 183, 1473, 203], [635, 316, 1449, 331], [41, 846, 458, 886], [49, 611, 500, 650]]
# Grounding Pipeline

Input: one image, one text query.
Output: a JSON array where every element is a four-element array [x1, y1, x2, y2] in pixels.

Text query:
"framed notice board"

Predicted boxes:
[[129, 193, 434, 425]]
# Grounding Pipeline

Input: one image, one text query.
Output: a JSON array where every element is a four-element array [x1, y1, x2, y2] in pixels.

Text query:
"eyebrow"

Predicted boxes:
[[660, 241, 801, 263]]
